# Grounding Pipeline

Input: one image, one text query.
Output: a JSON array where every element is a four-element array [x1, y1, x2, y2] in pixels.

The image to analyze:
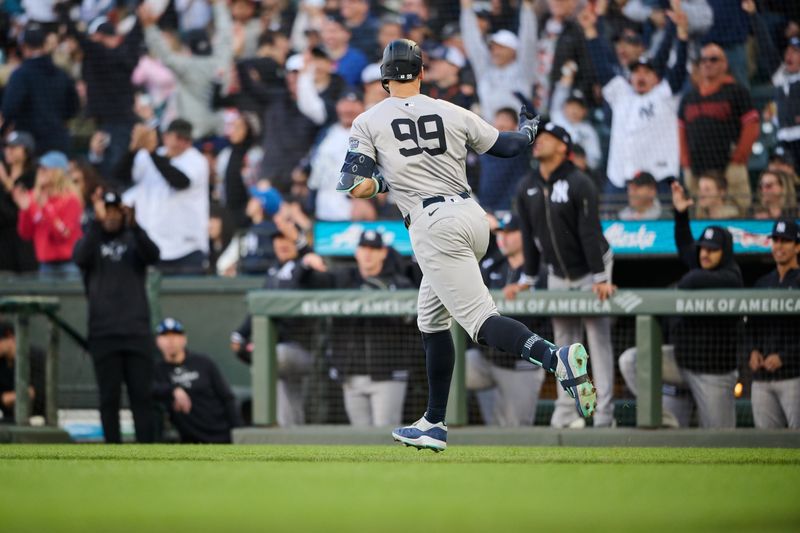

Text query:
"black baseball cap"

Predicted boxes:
[[617, 29, 643, 46], [497, 213, 520, 232], [565, 88, 588, 107], [166, 118, 193, 140], [771, 218, 800, 243], [630, 171, 657, 187], [539, 122, 572, 152], [21, 22, 46, 48], [630, 55, 657, 73], [310, 46, 331, 61], [103, 191, 122, 206], [338, 89, 364, 103], [358, 230, 384, 249], [184, 29, 212, 56], [697, 226, 726, 250], [156, 317, 185, 336], [88, 17, 115, 36], [5, 131, 35, 153]]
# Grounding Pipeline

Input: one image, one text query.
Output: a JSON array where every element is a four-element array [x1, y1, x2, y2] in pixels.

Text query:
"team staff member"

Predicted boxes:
[[468, 214, 545, 427], [154, 318, 242, 443], [73, 191, 160, 443], [670, 182, 743, 428], [231, 229, 314, 426], [300, 230, 417, 427], [747, 218, 800, 429], [338, 40, 596, 452], [510, 123, 616, 428]]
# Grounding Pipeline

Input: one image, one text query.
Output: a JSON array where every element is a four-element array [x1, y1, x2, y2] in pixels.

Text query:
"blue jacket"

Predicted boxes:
[[1, 55, 79, 154]]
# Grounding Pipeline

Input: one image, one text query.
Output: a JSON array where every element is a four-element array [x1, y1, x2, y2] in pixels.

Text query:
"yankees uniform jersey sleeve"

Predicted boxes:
[[347, 94, 500, 216]]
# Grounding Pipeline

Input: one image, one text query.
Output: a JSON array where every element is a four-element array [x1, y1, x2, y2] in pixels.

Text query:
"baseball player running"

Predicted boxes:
[[337, 39, 596, 451]]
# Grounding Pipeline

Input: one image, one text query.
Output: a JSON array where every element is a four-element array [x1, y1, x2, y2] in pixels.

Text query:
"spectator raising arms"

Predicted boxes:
[[139, 0, 233, 139], [14, 152, 83, 275], [460, 0, 538, 121], [582, 0, 688, 197]]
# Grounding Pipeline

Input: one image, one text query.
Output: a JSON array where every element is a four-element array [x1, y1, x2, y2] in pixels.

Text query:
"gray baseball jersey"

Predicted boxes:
[[347, 94, 499, 216], [346, 94, 502, 340]]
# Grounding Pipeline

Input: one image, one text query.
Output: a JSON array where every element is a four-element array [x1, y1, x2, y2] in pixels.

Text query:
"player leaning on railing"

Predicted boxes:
[[336, 39, 597, 451]]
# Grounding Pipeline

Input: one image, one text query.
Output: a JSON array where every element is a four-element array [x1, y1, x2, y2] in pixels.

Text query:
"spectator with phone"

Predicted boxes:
[[73, 190, 161, 443]]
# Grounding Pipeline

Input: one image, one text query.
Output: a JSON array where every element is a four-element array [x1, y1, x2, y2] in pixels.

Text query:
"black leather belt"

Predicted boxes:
[[404, 192, 470, 228]]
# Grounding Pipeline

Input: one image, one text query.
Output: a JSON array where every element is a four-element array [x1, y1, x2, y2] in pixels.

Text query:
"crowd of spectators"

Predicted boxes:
[[0, 0, 798, 276]]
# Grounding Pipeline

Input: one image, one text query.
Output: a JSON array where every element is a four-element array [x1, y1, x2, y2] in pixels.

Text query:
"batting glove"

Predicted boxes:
[[518, 106, 541, 145]]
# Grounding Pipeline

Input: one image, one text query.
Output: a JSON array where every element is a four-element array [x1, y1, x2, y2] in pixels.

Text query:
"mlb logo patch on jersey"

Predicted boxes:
[[349, 137, 359, 150]]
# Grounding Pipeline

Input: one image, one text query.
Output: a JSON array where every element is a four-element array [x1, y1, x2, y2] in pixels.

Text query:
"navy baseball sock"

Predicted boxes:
[[477, 316, 558, 372], [421, 330, 455, 424]]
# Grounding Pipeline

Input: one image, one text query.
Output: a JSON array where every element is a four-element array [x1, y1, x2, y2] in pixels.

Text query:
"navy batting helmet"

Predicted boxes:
[[380, 39, 423, 93]]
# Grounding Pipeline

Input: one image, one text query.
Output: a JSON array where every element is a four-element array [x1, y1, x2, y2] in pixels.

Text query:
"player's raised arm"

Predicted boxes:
[[485, 107, 541, 158]]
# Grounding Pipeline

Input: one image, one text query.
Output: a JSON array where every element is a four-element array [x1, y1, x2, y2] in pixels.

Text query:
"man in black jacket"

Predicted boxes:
[[670, 181, 743, 428], [747, 218, 800, 429], [230, 230, 314, 426], [73, 191, 161, 443], [512, 123, 616, 428], [154, 318, 242, 443], [0, 23, 79, 154], [301, 230, 417, 426]]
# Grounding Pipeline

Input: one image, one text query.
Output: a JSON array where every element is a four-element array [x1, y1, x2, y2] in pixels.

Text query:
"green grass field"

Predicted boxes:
[[0, 445, 798, 532]]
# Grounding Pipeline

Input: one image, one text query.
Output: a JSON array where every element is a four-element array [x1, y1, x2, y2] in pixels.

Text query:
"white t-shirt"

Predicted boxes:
[[308, 123, 352, 221], [603, 77, 680, 187], [123, 146, 209, 260]]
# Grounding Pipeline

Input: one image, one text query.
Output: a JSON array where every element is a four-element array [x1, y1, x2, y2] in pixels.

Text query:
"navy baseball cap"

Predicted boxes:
[[358, 230, 384, 249], [5, 131, 35, 153], [697, 226, 725, 250], [103, 191, 122, 206], [630, 171, 657, 187], [21, 22, 46, 48], [771, 218, 800, 243], [539, 122, 572, 152], [156, 317, 185, 336], [497, 213, 520, 232], [630, 55, 657, 73]]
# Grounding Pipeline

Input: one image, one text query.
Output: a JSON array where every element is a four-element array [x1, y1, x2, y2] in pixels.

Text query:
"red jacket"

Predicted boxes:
[[17, 192, 83, 263]]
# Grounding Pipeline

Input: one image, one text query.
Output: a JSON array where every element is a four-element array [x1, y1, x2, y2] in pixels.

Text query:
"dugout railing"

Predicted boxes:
[[247, 289, 800, 428]]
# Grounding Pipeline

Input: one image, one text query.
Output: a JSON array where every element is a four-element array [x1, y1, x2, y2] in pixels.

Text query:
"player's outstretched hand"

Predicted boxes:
[[518, 107, 541, 145]]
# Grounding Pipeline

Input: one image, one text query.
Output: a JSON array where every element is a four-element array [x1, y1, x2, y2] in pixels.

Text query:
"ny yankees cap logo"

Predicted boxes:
[[704, 228, 714, 240], [777, 222, 786, 233]]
